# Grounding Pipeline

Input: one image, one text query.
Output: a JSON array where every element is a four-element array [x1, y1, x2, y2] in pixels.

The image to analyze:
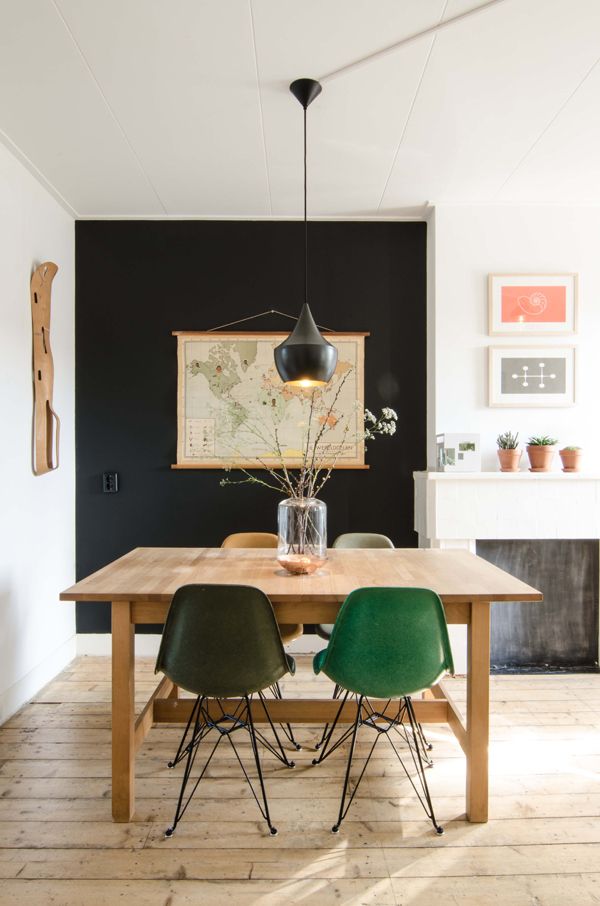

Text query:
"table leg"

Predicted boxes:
[[111, 601, 135, 821], [466, 600, 491, 823]]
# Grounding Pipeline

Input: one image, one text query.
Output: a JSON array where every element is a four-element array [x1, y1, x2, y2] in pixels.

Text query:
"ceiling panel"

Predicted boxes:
[[0, 0, 164, 215], [56, 0, 271, 216], [251, 0, 447, 215], [496, 60, 600, 203], [380, 0, 600, 208]]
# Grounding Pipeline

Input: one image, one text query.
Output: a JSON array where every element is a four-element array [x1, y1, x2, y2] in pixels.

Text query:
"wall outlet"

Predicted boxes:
[[102, 471, 119, 494]]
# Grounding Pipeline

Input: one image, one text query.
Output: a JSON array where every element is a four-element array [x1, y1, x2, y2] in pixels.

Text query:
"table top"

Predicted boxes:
[[60, 547, 543, 605]]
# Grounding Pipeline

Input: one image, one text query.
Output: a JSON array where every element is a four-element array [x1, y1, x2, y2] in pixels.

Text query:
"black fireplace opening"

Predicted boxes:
[[476, 539, 599, 674]]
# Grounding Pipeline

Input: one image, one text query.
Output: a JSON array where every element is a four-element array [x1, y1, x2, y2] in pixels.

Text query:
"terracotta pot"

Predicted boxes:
[[526, 444, 556, 472], [559, 448, 582, 472], [497, 449, 521, 472]]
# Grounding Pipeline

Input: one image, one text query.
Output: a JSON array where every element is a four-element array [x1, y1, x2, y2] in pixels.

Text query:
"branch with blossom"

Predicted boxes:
[[219, 382, 398, 500], [364, 407, 398, 441]]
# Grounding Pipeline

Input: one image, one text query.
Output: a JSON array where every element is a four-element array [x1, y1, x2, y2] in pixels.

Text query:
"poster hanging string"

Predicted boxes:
[[206, 308, 335, 333]]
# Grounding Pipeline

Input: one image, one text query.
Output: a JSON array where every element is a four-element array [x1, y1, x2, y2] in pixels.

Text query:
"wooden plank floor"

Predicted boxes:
[[1, 658, 600, 905]]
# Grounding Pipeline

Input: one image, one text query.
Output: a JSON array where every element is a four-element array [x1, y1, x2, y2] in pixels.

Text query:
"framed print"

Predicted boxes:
[[489, 345, 576, 407], [488, 274, 578, 335]]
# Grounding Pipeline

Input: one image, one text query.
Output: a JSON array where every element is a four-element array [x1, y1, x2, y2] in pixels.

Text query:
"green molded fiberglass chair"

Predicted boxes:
[[315, 533, 395, 640], [312, 586, 454, 835], [155, 584, 296, 837], [314, 532, 432, 761]]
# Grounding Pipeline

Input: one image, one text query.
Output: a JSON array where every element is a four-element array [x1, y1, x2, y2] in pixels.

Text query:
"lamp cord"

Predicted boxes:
[[304, 105, 308, 305]]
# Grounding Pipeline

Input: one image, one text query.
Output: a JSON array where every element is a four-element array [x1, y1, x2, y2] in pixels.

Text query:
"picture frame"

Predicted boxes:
[[436, 434, 481, 472], [173, 331, 367, 468], [488, 345, 576, 408], [488, 274, 578, 336]]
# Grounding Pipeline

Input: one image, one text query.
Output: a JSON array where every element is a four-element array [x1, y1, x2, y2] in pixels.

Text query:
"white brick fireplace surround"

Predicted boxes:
[[414, 471, 600, 672]]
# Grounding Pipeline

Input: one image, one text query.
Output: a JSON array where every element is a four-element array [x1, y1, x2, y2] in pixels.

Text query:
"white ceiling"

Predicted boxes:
[[1, 0, 599, 218]]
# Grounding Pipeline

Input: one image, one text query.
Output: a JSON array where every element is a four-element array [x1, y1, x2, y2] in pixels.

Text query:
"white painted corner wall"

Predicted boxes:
[[430, 205, 600, 471], [0, 141, 76, 723]]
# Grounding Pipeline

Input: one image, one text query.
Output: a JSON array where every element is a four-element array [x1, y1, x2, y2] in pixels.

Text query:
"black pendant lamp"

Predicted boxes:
[[274, 78, 338, 388]]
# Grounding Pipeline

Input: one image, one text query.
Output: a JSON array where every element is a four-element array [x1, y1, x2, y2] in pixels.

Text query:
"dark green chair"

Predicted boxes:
[[312, 586, 454, 835], [155, 584, 296, 837]]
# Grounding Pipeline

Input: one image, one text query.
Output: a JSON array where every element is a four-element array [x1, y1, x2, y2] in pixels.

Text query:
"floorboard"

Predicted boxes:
[[0, 656, 599, 905]]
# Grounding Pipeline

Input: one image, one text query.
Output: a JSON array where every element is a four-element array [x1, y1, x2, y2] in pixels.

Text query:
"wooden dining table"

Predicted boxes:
[[60, 546, 543, 825]]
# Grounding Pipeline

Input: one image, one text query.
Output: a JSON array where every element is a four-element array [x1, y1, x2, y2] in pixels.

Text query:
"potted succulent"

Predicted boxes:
[[526, 435, 558, 472], [559, 446, 582, 473], [496, 431, 521, 472]]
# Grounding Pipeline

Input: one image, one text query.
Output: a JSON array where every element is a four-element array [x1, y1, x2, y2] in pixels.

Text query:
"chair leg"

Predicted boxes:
[[167, 695, 208, 769], [386, 697, 444, 836], [414, 718, 434, 765], [311, 689, 354, 766], [332, 694, 364, 833], [269, 681, 302, 750], [255, 691, 296, 768], [165, 696, 223, 837], [314, 683, 342, 751], [246, 696, 278, 836]]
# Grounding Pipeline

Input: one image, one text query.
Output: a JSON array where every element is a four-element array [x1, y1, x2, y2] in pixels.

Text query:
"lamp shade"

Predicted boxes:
[[274, 304, 338, 387]]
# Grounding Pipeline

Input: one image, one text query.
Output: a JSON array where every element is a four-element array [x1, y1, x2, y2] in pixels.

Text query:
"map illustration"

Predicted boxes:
[[175, 332, 365, 468]]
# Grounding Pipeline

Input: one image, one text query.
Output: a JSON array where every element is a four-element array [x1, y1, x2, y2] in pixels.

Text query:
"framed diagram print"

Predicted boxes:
[[488, 274, 578, 336], [489, 345, 576, 408]]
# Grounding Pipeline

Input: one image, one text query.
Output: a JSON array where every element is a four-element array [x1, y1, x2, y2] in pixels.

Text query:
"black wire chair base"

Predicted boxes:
[[165, 692, 295, 838], [311, 690, 443, 836], [313, 683, 433, 766]]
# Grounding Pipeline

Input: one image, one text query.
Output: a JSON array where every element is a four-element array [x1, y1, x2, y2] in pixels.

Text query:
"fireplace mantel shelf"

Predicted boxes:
[[415, 471, 600, 481], [413, 470, 600, 545]]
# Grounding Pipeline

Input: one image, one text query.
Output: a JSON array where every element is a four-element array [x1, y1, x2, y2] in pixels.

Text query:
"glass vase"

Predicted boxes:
[[277, 497, 327, 575]]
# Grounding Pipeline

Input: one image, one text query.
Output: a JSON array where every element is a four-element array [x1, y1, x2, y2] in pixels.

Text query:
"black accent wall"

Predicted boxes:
[[75, 221, 427, 632]]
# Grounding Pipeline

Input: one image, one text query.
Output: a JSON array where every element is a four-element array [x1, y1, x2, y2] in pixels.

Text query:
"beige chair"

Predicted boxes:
[[221, 533, 303, 645], [315, 532, 395, 640]]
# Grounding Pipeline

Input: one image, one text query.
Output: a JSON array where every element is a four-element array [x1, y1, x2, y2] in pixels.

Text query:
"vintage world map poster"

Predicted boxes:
[[174, 332, 366, 468]]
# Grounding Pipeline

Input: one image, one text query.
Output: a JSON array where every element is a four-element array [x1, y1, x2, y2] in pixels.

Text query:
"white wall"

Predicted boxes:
[[0, 142, 75, 723], [431, 205, 600, 470]]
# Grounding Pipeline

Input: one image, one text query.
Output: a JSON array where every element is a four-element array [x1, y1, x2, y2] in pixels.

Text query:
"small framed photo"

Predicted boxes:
[[489, 346, 576, 407], [436, 434, 481, 472], [488, 274, 578, 335]]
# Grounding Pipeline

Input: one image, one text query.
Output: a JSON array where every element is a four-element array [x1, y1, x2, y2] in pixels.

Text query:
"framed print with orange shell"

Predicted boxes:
[[488, 274, 578, 336]]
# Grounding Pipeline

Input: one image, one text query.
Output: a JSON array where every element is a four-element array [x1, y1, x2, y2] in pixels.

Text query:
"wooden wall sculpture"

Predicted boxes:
[[31, 262, 60, 475]]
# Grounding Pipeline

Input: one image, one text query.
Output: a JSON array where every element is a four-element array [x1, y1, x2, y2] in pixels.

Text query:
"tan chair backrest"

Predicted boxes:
[[221, 532, 278, 549]]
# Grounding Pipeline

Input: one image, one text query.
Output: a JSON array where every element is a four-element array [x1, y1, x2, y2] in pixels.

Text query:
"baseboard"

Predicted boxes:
[[76, 633, 162, 656], [0, 634, 77, 725], [76, 632, 327, 657]]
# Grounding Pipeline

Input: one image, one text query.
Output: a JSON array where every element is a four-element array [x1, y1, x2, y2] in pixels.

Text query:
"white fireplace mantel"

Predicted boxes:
[[414, 471, 600, 549], [413, 471, 600, 673]]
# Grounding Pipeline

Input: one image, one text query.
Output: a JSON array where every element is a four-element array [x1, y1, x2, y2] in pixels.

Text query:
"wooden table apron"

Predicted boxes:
[[60, 547, 543, 825]]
